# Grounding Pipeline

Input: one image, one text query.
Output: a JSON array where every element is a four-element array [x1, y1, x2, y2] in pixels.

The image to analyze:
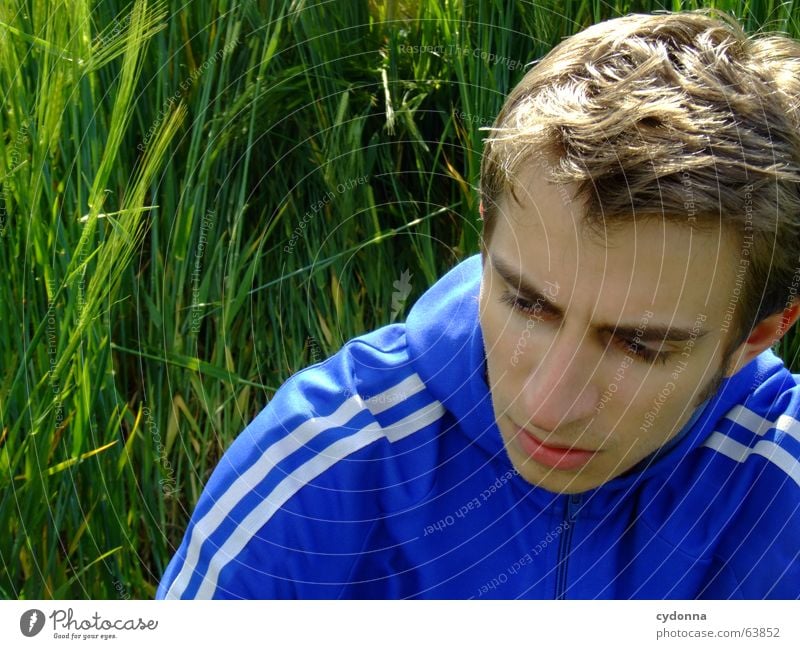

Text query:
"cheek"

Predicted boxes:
[[592, 357, 682, 434], [614, 372, 699, 448], [480, 294, 511, 356], [482, 312, 555, 412], [480, 299, 524, 386], [483, 309, 529, 370]]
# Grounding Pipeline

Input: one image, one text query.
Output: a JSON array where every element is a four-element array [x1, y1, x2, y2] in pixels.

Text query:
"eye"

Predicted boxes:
[[499, 291, 533, 313], [498, 291, 557, 319], [618, 337, 671, 365]]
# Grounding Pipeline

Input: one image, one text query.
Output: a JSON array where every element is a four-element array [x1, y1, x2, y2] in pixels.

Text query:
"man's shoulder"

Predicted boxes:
[[701, 355, 800, 487], [692, 359, 800, 597], [224, 320, 446, 493], [158, 322, 451, 598]]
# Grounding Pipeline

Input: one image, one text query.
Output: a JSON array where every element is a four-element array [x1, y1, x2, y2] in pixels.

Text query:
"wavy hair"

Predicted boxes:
[[480, 9, 800, 348]]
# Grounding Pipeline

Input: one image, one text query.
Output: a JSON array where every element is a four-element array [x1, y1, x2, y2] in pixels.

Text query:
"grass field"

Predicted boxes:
[[2, 0, 800, 598]]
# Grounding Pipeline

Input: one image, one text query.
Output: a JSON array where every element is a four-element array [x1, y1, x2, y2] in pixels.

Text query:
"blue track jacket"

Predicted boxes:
[[157, 255, 800, 599]]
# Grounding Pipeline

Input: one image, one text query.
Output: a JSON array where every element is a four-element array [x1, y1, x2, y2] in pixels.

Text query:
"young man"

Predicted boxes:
[[158, 10, 800, 599]]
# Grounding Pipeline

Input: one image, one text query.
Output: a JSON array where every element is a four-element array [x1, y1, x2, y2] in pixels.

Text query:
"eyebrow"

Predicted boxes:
[[490, 255, 710, 344]]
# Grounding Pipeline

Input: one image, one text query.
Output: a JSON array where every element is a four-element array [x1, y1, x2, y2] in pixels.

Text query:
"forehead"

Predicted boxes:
[[491, 164, 739, 325]]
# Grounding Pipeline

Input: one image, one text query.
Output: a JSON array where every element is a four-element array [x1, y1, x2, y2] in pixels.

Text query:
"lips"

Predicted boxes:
[[513, 423, 599, 470]]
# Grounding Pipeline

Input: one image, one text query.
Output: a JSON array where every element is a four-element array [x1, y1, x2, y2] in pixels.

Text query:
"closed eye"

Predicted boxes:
[[499, 291, 559, 319], [617, 336, 671, 365]]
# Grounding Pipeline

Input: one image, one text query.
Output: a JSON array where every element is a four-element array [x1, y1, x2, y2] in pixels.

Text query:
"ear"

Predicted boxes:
[[724, 301, 800, 377]]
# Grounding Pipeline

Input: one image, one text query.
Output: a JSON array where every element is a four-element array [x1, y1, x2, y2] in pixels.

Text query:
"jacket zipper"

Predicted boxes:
[[555, 493, 583, 600]]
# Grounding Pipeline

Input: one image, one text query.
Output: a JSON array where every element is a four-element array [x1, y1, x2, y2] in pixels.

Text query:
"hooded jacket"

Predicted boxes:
[[157, 254, 800, 599]]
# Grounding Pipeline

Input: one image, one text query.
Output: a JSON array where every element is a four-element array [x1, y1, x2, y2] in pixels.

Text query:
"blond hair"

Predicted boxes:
[[480, 9, 800, 346]]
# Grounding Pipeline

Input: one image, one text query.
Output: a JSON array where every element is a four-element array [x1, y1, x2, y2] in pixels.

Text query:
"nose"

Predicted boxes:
[[521, 327, 600, 433]]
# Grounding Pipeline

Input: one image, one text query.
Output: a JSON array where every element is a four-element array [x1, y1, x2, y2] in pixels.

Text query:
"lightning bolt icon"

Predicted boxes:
[[28, 612, 38, 632]]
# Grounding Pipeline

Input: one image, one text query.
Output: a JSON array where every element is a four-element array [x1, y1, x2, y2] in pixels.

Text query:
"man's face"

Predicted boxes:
[[478, 162, 740, 493]]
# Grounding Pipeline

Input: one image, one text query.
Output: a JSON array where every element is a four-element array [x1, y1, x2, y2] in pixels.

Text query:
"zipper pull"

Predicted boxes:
[[567, 493, 583, 521]]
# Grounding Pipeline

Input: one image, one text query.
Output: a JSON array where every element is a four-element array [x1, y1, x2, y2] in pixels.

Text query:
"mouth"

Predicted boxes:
[[510, 421, 599, 471]]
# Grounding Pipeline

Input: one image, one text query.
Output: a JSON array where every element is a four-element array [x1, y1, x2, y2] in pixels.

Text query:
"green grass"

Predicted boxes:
[[1, 0, 800, 598]]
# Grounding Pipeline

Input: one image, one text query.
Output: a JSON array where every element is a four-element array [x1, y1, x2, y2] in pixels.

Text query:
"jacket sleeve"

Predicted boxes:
[[709, 466, 800, 599], [155, 345, 377, 599]]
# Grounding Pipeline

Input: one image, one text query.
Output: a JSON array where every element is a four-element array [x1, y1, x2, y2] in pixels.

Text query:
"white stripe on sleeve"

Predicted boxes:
[[164, 373, 441, 599]]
